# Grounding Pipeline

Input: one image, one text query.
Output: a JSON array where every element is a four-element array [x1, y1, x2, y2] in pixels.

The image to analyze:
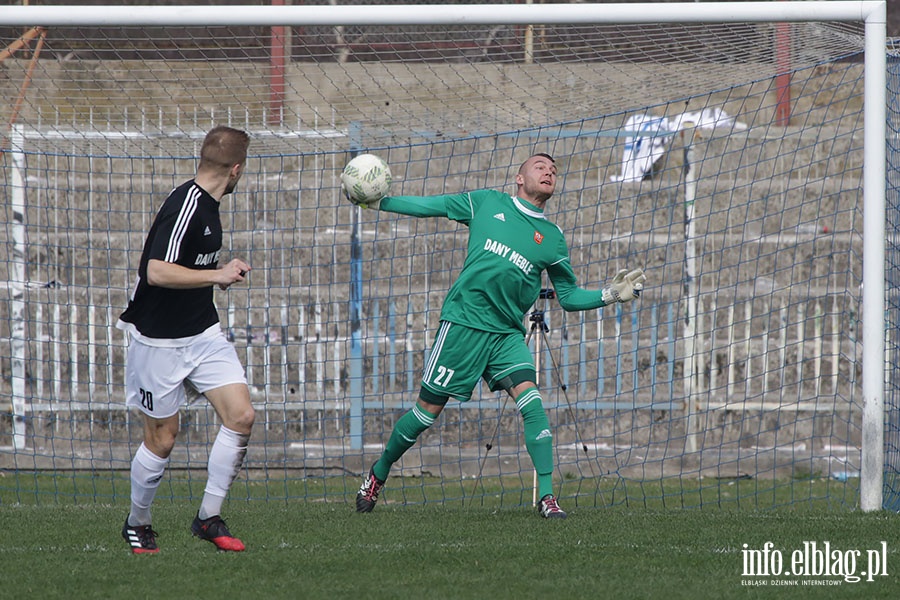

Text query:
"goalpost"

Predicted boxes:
[[0, 2, 891, 512]]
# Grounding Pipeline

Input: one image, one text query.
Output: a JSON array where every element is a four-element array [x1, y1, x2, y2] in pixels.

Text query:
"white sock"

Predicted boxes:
[[128, 443, 169, 527], [198, 425, 249, 520]]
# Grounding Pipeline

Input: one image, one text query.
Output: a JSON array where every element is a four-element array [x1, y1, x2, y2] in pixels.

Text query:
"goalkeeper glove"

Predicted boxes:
[[340, 178, 383, 210], [601, 268, 646, 304]]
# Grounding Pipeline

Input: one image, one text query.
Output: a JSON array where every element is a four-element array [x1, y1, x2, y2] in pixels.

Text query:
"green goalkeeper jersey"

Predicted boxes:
[[380, 190, 608, 334]]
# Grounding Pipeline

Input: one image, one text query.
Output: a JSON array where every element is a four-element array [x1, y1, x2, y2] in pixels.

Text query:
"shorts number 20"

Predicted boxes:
[[139, 388, 154, 411]]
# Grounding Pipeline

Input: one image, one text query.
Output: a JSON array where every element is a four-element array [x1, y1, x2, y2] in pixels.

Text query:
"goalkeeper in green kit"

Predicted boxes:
[[343, 153, 645, 518]]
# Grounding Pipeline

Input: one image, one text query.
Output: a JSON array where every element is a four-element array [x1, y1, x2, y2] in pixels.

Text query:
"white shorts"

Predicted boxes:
[[124, 330, 247, 419]]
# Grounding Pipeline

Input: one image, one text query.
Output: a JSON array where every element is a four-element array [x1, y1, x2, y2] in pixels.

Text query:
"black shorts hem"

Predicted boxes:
[[419, 386, 451, 405], [489, 368, 536, 392]]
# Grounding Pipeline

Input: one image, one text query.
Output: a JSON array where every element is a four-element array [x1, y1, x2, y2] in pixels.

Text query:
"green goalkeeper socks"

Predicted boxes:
[[372, 392, 554, 498], [373, 403, 438, 481], [516, 387, 555, 499]]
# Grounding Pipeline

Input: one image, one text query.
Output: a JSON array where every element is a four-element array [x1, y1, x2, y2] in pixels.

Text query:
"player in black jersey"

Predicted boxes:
[[117, 126, 254, 553]]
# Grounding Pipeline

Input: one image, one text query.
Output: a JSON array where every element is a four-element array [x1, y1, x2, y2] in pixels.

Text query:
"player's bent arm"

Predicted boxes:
[[379, 195, 452, 218], [557, 286, 609, 311], [147, 258, 249, 290], [547, 261, 608, 310], [548, 261, 646, 310]]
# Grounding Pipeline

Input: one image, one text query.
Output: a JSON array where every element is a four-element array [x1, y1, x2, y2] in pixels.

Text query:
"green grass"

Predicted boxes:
[[0, 470, 862, 511], [1, 476, 898, 599]]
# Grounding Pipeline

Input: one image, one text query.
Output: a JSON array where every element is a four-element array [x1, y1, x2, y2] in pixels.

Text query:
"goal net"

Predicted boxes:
[[0, 1, 891, 512]]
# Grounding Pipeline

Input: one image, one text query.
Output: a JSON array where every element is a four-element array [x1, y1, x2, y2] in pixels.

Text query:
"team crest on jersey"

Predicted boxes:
[[534, 231, 544, 244]]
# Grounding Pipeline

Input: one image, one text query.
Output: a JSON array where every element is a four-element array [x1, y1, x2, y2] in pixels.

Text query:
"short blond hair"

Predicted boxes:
[[199, 126, 250, 171], [518, 153, 555, 175]]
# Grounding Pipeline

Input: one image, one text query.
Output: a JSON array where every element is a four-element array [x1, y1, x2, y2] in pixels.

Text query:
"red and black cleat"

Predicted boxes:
[[538, 494, 568, 519], [356, 465, 386, 513], [191, 513, 245, 552]]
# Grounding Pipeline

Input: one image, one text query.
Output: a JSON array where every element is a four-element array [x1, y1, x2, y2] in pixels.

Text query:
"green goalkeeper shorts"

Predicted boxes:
[[419, 320, 536, 405]]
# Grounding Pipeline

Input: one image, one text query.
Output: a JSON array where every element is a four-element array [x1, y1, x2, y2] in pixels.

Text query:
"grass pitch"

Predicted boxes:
[[1, 478, 899, 600]]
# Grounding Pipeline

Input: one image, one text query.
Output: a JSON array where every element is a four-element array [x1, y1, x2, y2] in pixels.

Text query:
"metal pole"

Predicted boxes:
[[10, 125, 28, 450], [860, 4, 887, 512], [681, 126, 700, 455], [348, 123, 365, 450], [349, 203, 364, 449]]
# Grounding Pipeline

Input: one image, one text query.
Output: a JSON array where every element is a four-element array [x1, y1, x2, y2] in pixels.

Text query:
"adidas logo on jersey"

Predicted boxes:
[[493, 213, 506, 222], [203, 226, 212, 236]]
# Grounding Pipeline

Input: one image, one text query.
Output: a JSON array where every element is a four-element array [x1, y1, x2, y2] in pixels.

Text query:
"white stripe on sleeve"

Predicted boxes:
[[165, 185, 200, 263]]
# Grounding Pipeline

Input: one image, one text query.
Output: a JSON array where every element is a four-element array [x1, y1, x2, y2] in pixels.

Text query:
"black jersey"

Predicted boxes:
[[118, 180, 223, 340]]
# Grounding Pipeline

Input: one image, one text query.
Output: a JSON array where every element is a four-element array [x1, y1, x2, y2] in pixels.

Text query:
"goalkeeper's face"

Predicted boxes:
[[515, 155, 557, 206]]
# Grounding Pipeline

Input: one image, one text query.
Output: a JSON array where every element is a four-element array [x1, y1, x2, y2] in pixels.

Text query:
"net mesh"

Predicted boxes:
[[0, 2, 881, 510]]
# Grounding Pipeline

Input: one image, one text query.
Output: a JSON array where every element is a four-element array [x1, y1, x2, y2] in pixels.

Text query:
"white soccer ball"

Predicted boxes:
[[340, 153, 392, 206]]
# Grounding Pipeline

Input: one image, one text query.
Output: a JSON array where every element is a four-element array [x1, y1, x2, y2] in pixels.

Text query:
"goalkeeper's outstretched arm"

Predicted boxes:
[[377, 195, 452, 218]]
